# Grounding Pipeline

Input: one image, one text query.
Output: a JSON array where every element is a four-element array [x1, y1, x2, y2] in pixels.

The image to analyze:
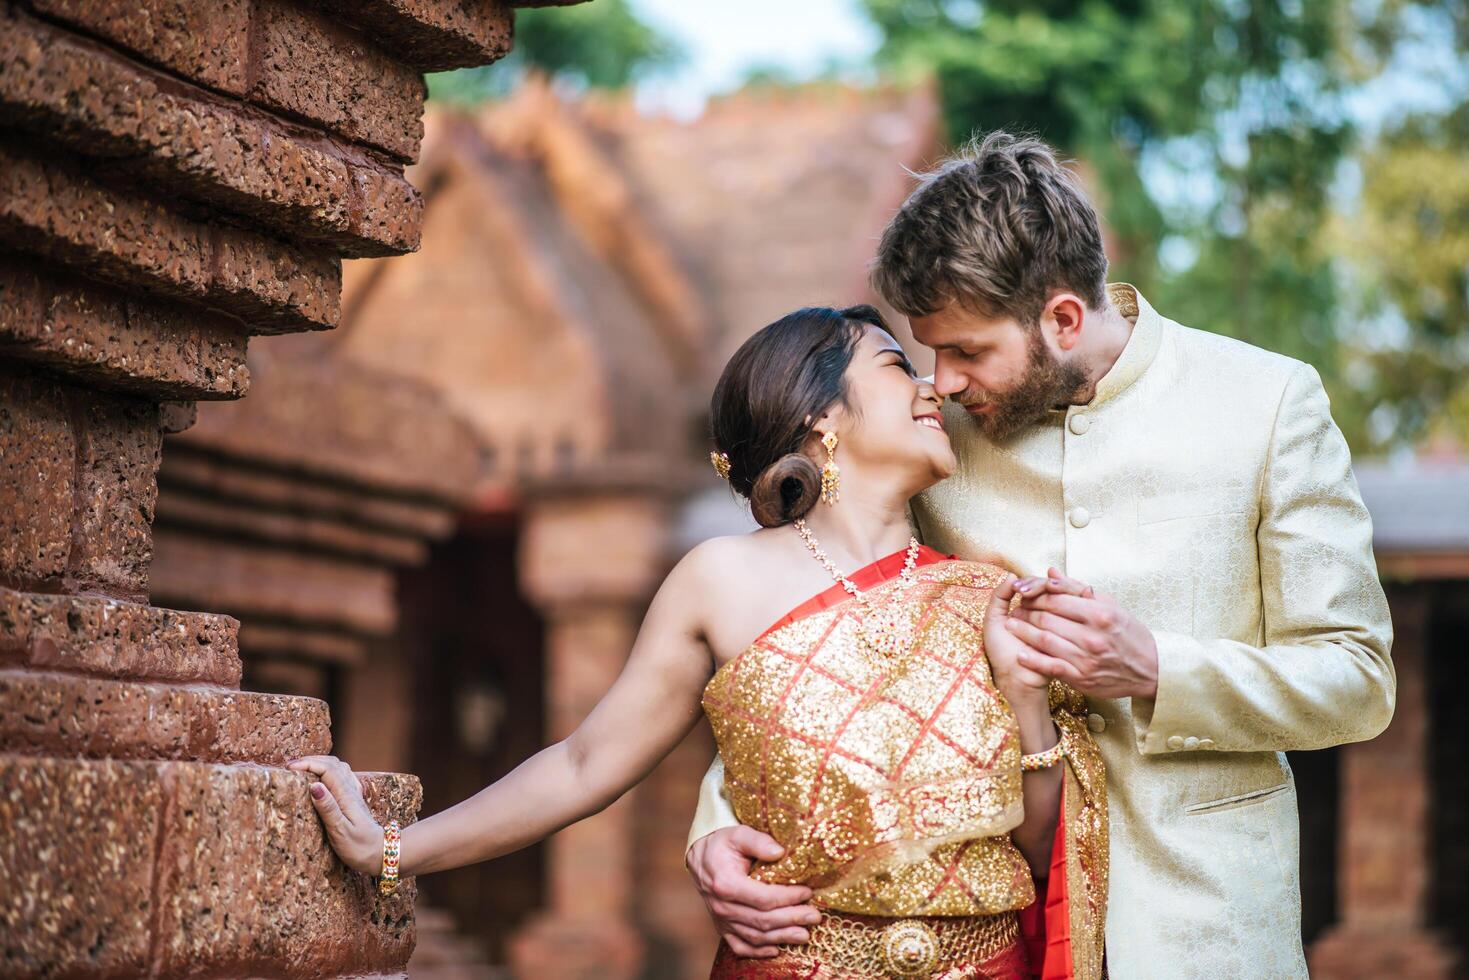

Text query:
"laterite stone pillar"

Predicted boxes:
[[0, 0, 584, 974]]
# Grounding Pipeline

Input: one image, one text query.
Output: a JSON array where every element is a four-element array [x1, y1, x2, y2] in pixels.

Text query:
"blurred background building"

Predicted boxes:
[[143, 0, 1469, 977]]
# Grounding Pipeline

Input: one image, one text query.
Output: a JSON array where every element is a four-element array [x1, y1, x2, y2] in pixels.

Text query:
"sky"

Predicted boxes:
[[628, 0, 881, 115]]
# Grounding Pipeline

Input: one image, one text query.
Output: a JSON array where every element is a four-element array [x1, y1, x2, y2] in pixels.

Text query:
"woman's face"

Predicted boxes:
[[824, 327, 956, 491]]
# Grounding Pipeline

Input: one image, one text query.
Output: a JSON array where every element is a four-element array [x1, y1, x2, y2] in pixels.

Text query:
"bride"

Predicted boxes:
[[290, 304, 1107, 979]]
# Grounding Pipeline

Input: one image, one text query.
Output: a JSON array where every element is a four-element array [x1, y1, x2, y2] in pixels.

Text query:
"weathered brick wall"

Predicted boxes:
[[0, 0, 574, 975]]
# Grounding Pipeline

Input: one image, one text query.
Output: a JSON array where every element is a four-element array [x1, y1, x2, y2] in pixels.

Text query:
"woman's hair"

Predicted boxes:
[[710, 304, 891, 527]]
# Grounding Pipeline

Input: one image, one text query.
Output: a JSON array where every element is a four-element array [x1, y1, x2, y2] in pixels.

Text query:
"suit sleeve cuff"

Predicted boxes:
[[685, 754, 740, 856], [1131, 630, 1218, 755]]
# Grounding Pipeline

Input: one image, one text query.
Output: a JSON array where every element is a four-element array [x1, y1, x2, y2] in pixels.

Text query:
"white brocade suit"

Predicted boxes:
[[686, 283, 1395, 978]]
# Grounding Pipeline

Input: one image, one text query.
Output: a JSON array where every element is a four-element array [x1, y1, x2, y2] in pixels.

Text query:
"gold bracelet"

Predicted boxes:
[[1020, 741, 1065, 772], [378, 819, 402, 895]]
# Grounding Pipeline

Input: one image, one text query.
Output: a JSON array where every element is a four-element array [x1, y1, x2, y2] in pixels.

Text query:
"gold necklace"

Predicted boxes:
[[793, 518, 921, 661]]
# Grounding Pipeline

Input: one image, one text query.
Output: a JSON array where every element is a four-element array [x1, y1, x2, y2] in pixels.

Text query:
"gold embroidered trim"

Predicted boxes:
[[783, 910, 1020, 978]]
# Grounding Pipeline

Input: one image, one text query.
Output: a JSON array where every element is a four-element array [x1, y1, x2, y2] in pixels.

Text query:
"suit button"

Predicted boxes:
[[1199, 738, 1215, 749], [1069, 414, 1091, 435], [1068, 507, 1091, 528], [1087, 713, 1106, 733], [1166, 735, 1184, 750], [1184, 736, 1200, 751]]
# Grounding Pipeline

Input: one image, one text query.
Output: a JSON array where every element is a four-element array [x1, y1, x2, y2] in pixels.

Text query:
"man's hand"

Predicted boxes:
[[984, 575, 1058, 708], [686, 826, 821, 957], [1005, 567, 1160, 699]]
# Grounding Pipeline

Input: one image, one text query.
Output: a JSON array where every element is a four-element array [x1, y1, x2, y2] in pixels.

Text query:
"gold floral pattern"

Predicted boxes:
[[702, 561, 1108, 976]]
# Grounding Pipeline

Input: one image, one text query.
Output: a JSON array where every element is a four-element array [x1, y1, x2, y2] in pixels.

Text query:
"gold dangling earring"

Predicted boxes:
[[820, 431, 840, 505]]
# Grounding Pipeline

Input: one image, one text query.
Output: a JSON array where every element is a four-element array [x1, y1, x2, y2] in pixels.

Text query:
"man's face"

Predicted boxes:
[[909, 302, 1088, 441]]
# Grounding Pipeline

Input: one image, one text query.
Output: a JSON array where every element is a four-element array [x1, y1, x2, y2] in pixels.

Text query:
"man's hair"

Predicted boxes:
[[871, 130, 1109, 325]]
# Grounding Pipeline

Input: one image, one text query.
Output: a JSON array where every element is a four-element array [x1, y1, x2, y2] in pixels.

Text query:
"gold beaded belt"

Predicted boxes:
[[782, 909, 1021, 978]]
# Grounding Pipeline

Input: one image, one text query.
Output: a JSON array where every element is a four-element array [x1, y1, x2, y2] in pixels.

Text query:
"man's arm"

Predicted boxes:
[[1131, 361, 1396, 753], [687, 754, 740, 851], [685, 753, 820, 957]]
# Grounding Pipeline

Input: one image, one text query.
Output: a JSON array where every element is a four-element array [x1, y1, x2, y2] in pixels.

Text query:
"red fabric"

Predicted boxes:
[[755, 544, 954, 642], [1017, 798, 1073, 978]]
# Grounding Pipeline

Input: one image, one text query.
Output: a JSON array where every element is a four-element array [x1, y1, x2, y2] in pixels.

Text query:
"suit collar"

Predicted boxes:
[[1086, 282, 1161, 409]]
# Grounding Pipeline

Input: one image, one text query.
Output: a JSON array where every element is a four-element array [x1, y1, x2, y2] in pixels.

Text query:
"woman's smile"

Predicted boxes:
[[914, 412, 946, 433]]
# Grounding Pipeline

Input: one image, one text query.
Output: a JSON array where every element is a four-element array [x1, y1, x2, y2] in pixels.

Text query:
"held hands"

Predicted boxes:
[[287, 754, 384, 875], [686, 827, 823, 957], [984, 576, 1057, 708], [1003, 568, 1159, 700]]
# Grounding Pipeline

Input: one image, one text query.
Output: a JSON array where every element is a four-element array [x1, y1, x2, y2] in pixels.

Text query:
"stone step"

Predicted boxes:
[[28, 0, 428, 162], [0, 587, 242, 687], [0, 755, 422, 978], [0, 150, 340, 341], [0, 670, 330, 764], [0, 4, 421, 258]]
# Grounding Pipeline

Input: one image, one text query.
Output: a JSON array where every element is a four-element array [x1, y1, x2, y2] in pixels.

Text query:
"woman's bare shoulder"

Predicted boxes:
[[675, 532, 770, 585]]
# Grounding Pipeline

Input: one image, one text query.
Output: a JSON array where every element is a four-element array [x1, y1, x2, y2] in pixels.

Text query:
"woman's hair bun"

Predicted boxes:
[[749, 453, 821, 528], [710, 304, 893, 527]]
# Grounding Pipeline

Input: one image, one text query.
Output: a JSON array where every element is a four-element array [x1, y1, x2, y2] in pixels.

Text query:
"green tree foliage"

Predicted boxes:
[[861, 0, 1466, 451], [1340, 104, 1469, 449], [427, 0, 681, 103]]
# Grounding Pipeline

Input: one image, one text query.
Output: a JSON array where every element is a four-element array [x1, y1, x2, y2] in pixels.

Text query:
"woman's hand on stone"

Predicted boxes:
[[985, 575, 1054, 706], [288, 754, 384, 875]]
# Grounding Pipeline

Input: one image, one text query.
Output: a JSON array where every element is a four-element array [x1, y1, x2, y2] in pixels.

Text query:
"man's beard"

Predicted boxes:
[[956, 331, 1090, 441]]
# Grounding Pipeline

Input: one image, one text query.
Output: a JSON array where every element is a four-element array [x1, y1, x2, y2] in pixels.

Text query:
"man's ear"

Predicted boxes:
[[1046, 293, 1087, 351]]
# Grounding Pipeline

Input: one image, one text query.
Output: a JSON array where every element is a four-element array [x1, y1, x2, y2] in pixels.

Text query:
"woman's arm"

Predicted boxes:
[[290, 546, 720, 877], [1007, 694, 1062, 872], [984, 575, 1062, 875]]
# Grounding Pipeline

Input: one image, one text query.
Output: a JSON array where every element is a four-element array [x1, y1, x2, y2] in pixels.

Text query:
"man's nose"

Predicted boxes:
[[932, 357, 967, 398]]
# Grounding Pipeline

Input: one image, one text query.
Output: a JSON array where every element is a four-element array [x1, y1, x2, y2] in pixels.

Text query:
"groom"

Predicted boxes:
[[683, 131, 1395, 977]]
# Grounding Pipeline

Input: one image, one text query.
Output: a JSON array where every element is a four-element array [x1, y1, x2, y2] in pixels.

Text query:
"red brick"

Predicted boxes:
[[0, 670, 331, 763], [0, 587, 242, 686], [0, 756, 163, 977], [0, 146, 341, 334], [0, 260, 251, 401], [29, 0, 252, 94], [252, 0, 427, 162], [211, 229, 343, 334], [152, 764, 420, 977], [67, 387, 162, 600], [0, 366, 74, 588], [0, 757, 421, 978], [314, 0, 514, 72], [0, 4, 419, 258], [352, 158, 425, 253]]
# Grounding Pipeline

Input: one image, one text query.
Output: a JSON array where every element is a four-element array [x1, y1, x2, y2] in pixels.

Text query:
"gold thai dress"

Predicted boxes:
[[701, 547, 1108, 979]]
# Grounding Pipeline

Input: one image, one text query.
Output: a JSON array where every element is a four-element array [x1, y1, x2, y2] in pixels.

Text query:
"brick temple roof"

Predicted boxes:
[[336, 77, 944, 501]]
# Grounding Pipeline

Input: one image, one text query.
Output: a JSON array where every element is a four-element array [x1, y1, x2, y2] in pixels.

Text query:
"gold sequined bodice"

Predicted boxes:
[[701, 560, 1037, 917]]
